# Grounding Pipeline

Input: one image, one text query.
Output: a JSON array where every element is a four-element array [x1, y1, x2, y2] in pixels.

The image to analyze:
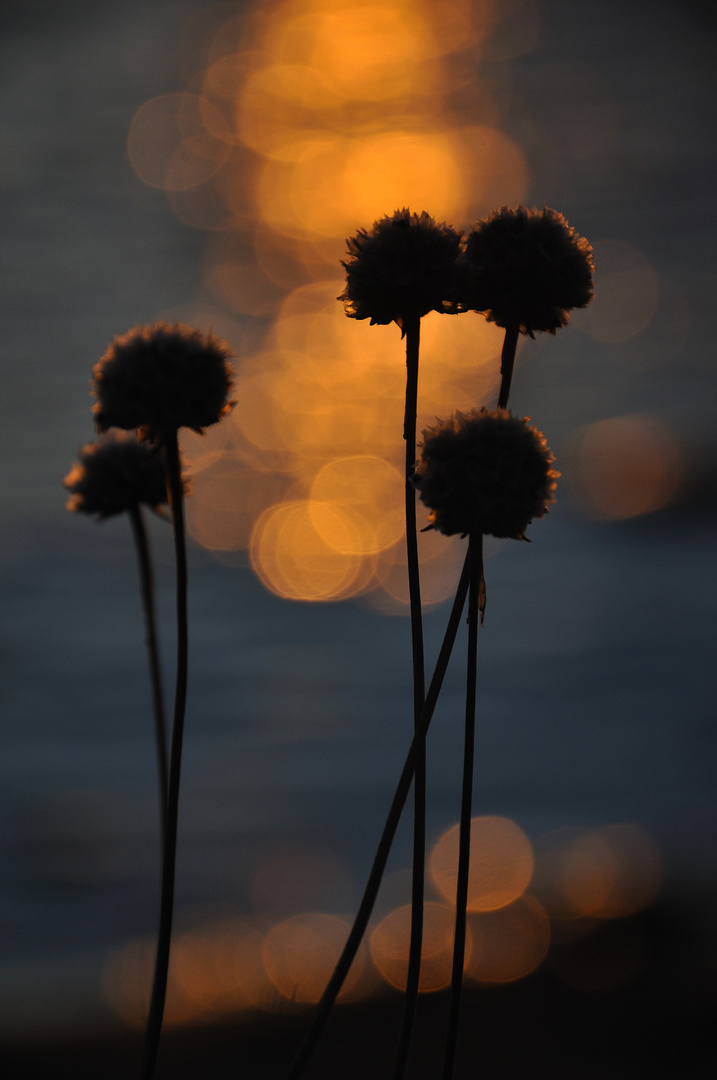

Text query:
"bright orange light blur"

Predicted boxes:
[[532, 823, 662, 923], [127, 0, 535, 600], [102, 916, 276, 1028], [570, 414, 682, 520], [370, 901, 469, 992], [262, 912, 367, 1003], [250, 500, 373, 600], [430, 816, 534, 912], [466, 894, 550, 984], [310, 456, 404, 555]]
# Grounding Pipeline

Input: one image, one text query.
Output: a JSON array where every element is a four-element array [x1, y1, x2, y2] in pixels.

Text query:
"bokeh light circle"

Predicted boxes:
[[430, 816, 534, 912], [249, 500, 368, 600], [466, 894, 550, 984], [263, 913, 366, 1003], [570, 413, 682, 520], [370, 902, 470, 992]]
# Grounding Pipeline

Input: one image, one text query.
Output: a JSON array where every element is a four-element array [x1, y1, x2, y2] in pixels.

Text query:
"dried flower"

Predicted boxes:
[[413, 408, 558, 539], [463, 206, 594, 335], [64, 432, 171, 519], [92, 322, 234, 439], [338, 208, 464, 326]]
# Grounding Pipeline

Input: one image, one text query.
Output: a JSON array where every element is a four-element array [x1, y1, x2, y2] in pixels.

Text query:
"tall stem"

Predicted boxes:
[[442, 535, 483, 1080], [128, 504, 169, 847], [141, 430, 188, 1080], [285, 550, 471, 1080], [497, 323, 520, 410], [395, 310, 426, 1080]]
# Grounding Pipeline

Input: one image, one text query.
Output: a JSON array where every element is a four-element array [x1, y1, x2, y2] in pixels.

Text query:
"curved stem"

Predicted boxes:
[[395, 310, 426, 1080], [285, 549, 471, 1080], [128, 504, 169, 848], [442, 535, 483, 1080], [497, 323, 520, 410], [141, 430, 188, 1080]]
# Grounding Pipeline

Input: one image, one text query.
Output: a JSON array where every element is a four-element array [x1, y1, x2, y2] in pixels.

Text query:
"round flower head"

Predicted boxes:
[[338, 208, 464, 326], [463, 206, 594, 335], [92, 322, 234, 440], [413, 408, 558, 539], [64, 432, 172, 519]]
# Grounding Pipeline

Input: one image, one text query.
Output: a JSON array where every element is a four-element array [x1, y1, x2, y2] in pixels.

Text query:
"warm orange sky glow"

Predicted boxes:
[[126, 0, 679, 601], [126, 0, 534, 603]]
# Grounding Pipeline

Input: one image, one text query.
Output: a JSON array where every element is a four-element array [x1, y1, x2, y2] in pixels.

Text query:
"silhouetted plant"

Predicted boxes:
[[463, 205, 594, 408], [64, 432, 173, 842], [288, 204, 591, 1080], [340, 207, 465, 1077], [92, 322, 234, 1080], [414, 410, 558, 1080]]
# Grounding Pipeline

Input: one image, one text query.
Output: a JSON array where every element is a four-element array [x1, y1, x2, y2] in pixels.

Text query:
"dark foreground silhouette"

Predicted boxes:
[[2, 900, 713, 1079]]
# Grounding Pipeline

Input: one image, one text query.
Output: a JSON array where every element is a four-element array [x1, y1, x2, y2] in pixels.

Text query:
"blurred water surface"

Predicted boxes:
[[1, 0, 716, 1037]]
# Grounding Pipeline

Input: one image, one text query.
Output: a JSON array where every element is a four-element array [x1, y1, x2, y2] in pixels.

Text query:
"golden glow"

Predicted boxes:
[[430, 816, 534, 912], [533, 824, 662, 923], [310, 456, 404, 555], [570, 414, 682, 520], [127, 0, 534, 599], [250, 500, 373, 600], [370, 901, 469, 991], [102, 916, 276, 1028], [262, 912, 367, 1003], [466, 894, 550, 984]]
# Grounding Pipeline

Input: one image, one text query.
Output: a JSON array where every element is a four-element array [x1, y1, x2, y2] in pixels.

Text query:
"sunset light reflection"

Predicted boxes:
[[129, 0, 528, 603]]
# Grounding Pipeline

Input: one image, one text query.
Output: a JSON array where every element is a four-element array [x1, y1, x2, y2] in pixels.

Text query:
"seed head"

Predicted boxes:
[[92, 322, 234, 440], [413, 408, 559, 539], [463, 206, 594, 335], [338, 208, 464, 327], [64, 432, 172, 519]]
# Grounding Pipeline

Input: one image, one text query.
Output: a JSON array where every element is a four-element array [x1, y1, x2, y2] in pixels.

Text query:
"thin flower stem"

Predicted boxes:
[[497, 323, 520, 410], [141, 430, 188, 1080], [128, 503, 169, 847], [442, 534, 483, 1080], [285, 549, 471, 1080], [396, 310, 426, 1080]]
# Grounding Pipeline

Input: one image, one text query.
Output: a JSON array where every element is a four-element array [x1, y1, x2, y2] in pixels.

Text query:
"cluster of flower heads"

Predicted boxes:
[[339, 204, 594, 337], [338, 203, 594, 539], [413, 409, 559, 540], [67, 322, 234, 526], [64, 432, 170, 519], [92, 322, 234, 441]]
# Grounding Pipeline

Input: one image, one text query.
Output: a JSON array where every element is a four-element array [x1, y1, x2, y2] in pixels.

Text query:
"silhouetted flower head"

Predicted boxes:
[[338, 208, 463, 327], [413, 408, 558, 538], [92, 322, 234, 440], [64, 432, 174, 519], [463, 206, 594, 335]]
